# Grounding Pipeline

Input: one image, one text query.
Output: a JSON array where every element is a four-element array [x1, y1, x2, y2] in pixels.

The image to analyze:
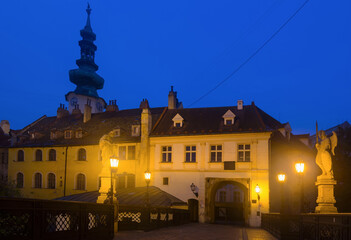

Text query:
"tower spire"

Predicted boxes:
[[68, 4, 104, 98], [85, 3, 92, 32]]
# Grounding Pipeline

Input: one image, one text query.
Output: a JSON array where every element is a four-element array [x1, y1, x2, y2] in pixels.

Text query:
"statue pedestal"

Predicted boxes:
[[315, 177, 338, 213]]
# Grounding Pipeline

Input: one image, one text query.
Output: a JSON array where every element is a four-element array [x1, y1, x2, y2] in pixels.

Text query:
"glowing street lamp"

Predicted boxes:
[[278, 173, 286, 182], [255, 184, 261, 201], [295, 162, 305, 174]]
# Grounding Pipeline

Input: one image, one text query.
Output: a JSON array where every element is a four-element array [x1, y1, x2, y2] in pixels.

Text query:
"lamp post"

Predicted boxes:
[[190, 183, 198, 197], [295, 160, 305, 213], [110, 156, 119, 235], [277, 173, 286, 214], [144, 171, 151, 207], [255, 184, 261, 216]]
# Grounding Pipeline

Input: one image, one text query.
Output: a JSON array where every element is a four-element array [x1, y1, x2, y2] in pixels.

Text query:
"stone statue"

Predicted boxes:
[[315, 130, 337, 179], [99, 131, 115, 163], [97, 130, 117, 204]]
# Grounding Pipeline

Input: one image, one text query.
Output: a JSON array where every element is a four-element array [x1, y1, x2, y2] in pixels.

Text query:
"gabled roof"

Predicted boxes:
[[151, 103, 283, 137], [55, 186, 186, 207], [12, 107, 165, 147]]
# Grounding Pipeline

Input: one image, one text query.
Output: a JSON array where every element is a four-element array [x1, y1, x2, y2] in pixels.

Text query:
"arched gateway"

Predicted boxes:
[[205, 178, 249, 225]]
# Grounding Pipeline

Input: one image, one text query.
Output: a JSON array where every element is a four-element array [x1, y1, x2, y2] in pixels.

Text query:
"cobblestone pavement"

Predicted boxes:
[[114, 223, 277, 240]]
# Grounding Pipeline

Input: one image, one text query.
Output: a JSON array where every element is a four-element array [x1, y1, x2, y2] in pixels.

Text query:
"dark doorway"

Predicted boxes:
[[214, 183, 245, 225], [188, 199, 199, 222]]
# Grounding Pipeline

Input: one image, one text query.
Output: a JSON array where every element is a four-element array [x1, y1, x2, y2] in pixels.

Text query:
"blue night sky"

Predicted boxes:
[[0, 0, 350, 134]]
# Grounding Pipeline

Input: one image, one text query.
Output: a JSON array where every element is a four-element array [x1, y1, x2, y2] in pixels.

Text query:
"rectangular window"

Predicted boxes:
[[185, 146, 196, 162], [64, 131, 71, 139], [119, 146, 126, 160], [127, 146, 136, 160], [234, 191, 241, 202], [219, 191, 226, 202], [210, 145, 222, 162], [163, 177, 169, 185], [238, 144, 250, 162], [161, 146, 172, 162]]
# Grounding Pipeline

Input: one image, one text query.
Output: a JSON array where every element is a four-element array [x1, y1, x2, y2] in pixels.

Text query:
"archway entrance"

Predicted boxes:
[[206, 179, 249, 225]]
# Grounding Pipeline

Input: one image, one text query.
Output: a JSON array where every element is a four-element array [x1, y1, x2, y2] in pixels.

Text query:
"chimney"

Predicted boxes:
[[57, 104, 69, 119], [72, 104, 82, 115], [168, 86, 182, 109], [139, 98, 150, 109], [0, 120, 10, 135], [106, 100, 119, 112], [84, 99, 92, 123], [237, 100, 243, 110]]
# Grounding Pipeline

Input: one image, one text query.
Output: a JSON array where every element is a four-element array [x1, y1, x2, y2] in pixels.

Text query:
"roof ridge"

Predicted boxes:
[[151, 107, 168, 132], [19, 115, 47, 134]]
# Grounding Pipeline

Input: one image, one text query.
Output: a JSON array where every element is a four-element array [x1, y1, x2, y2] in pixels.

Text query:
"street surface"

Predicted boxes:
[[115, 223, 277, 240]]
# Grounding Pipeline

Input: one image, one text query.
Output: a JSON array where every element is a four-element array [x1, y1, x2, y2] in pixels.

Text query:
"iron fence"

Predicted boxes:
[[0, 197, 114, 240], [118, 205, 189, 231], [262, 213, 351, 240]]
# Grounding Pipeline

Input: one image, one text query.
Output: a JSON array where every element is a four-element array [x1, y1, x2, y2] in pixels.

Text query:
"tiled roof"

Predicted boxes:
[[12, 107, 165, 147], [55, 186, 186, 207], [151, 103, 283, 137], [0, 128, 10, 147]]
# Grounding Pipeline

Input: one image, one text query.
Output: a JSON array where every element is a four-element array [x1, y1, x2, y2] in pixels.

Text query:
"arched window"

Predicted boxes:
[[49, 149, 56, 161], [17, 150, 24, 162], [35, 150, 42, 161], [78, 148, 86, 161], [47, 173, 55, 189], [76, 174, 85, 190], [16, 172, 24, 188], [34, 173, 42, 188]]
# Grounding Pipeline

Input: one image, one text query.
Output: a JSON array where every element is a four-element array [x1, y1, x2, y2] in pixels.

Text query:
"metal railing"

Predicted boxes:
[[0, 197, 114, 240], [262, 213, 351, 240], [118, 205, 189, 231]]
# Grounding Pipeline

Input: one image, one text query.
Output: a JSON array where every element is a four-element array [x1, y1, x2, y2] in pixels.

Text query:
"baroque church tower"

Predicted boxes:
[[65, 4, 106, 114]]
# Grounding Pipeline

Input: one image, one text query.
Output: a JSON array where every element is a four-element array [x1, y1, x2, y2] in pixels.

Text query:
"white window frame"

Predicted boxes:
[[185, 145, 196, 162], [210, 145, 222, 162], [161, 146, 172, 163], [237, 144, 251, 162]]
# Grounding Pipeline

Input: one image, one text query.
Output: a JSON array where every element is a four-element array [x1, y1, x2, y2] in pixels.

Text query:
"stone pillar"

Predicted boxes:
[[315, 177, 337, 213]]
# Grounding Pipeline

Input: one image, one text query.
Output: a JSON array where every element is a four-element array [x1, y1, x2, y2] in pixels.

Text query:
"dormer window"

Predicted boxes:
[[222, 110, 236, 126], [172, 113, 184, 128], [64, 130, 72, 139], [131, 125, 140, 137], [75, 130, 83, 139], [112, 129, 120, 137], [50, 132, 56, 140]]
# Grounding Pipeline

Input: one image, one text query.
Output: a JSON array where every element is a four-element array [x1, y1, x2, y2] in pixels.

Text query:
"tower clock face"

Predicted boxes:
[[70, 97, 78, 107]]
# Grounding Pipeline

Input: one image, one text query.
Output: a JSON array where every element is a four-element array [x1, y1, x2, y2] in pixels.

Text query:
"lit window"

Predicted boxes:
[[49, 149, 56, 161], [112, 129, 120, 137], [47, 173, 56, 189], [34, 173, 42, 188], [17, 150, 24, 162], [16, 172, 24, 188], [161, 146, 172, 162], [78, 148, 86, 161], [35, 150, 42, 161], [76, 173, 85, 190], [238, 144, 250, 162], [185, 146, 196, 162], [210, 145, 222, 162]]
